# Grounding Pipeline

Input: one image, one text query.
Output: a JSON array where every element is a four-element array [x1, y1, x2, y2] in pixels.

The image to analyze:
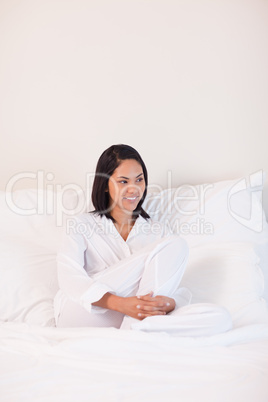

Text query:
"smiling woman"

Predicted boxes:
[[54, 144, 232, 334], [91, 144, 149, 219], [90, 145, 150, 242]]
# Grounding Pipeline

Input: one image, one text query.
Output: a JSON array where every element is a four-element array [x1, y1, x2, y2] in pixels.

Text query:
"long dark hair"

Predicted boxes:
[[91, 144, 150, 222]]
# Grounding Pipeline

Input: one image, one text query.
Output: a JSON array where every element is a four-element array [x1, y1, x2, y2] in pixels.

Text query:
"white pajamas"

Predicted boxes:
[[54, 213, 232, 335]]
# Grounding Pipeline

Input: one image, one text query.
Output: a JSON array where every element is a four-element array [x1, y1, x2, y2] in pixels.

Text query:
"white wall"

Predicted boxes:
[[1, 0, 268, 214]]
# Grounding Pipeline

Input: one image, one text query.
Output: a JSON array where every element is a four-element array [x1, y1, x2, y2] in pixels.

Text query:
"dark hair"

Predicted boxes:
[[91, 144, 150, 222]]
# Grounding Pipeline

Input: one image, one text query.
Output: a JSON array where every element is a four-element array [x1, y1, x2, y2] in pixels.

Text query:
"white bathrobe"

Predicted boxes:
[[54, 212, 232, 335]]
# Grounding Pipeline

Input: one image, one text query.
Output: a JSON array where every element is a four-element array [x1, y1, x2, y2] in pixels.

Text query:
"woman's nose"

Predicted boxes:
[[127, 186, 135, 193], [126, 184, 137, 194]]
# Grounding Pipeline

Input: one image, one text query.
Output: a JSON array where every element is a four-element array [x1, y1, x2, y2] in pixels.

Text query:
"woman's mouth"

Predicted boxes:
[[123, 196, 139, 201]]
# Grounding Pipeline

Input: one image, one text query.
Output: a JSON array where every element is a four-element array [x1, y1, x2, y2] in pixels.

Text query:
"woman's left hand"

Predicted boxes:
[[135, 292, 176, 319]]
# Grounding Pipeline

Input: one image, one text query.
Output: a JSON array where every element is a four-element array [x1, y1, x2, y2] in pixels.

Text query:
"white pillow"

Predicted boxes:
[[0, 237, 57, 326], [179, 242, 268, 327], [144, 175, 268, 304], [0, 189, 81, 326]]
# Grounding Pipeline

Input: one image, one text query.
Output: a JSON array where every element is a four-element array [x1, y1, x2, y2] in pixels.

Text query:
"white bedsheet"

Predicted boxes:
[[1, 322, 268, 402]]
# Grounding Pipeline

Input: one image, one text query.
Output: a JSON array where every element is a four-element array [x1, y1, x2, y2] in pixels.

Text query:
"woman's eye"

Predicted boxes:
[[137, 178, 143, 182], [119, 180, 127, 184]]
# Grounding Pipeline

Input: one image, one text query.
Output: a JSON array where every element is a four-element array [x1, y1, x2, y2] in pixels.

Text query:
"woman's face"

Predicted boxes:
[[108, 159, 146, 217]]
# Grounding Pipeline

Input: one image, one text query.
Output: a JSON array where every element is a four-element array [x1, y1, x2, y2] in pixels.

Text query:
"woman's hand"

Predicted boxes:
[[92, 291, 176, 320], [117, 292, 176, 320]]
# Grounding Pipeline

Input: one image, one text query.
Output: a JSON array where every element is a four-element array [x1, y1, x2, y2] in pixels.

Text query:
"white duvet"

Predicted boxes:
[[1, 322, 268, 402]]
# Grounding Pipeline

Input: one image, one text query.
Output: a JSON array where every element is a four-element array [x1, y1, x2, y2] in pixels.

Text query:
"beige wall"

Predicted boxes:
[[1, 0, 268, 214]]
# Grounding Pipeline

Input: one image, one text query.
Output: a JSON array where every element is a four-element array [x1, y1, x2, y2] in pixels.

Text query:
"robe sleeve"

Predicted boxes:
[[56, 218, 115, 314]]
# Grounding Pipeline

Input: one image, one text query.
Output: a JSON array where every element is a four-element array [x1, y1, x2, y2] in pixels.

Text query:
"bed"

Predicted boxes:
[[1, 174, 268, 402]]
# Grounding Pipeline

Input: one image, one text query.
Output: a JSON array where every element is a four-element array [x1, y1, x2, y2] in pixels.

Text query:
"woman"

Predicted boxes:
[[54, 144, 232, 335]]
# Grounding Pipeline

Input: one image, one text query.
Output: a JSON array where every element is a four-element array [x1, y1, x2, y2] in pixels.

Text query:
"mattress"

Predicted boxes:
[[0, 322, 268, 402]]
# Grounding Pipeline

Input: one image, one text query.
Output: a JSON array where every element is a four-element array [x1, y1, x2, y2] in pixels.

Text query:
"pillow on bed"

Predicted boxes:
[[0, 189, 80, 326], [0, 238, 57, 326], [144, 174, 268, 304], [145, 174, 266, 244], [179, 242, 268, 327]]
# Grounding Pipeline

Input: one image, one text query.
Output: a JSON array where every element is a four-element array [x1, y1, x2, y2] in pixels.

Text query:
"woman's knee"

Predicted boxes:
[[164, 235, 189, 263], [160, 234, 188, 252]]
